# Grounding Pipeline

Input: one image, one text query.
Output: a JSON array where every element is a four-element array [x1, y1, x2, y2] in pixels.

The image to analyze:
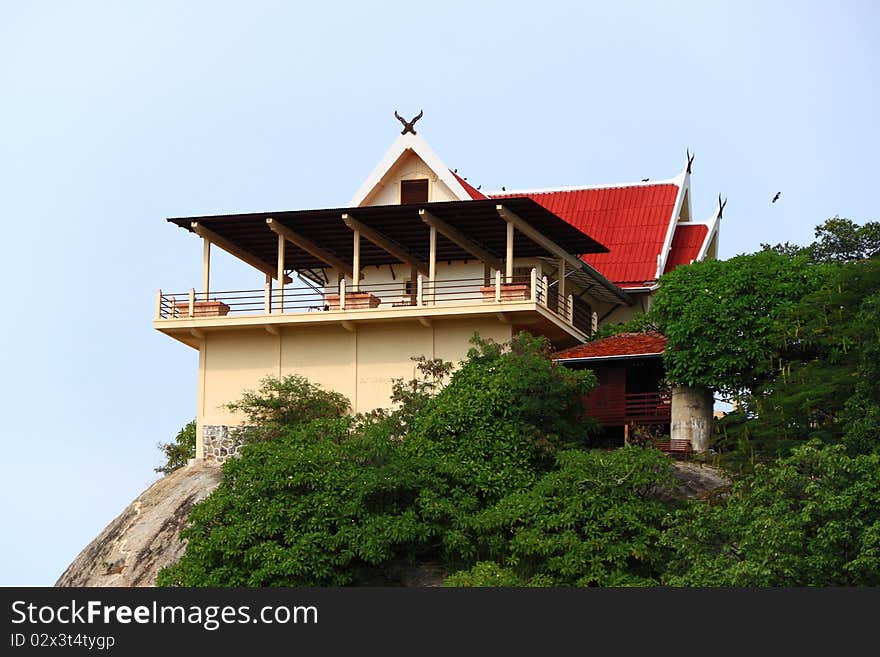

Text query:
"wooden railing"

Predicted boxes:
[[585, 391, 672, 427], [155, 270, 593, 336]]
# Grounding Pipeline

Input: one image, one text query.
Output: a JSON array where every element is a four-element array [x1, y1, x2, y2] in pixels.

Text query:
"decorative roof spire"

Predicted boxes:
[[394, 109, 423, 135]]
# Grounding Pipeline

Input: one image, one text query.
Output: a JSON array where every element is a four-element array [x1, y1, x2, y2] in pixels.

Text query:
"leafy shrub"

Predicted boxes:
[[662, 442, 880, 586], [226, 374, 350, 441], [445, 447, 677, 586], [155, 421, 196, 475]]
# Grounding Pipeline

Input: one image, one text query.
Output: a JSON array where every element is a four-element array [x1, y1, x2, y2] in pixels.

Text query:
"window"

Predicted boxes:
[[400, 179, 429, 204]]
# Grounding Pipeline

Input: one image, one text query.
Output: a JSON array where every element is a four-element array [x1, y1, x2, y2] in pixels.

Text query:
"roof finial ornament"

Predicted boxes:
[[686, 148, 695, 174], [718, 193, 727, 219], [394, 109, 423, 135]]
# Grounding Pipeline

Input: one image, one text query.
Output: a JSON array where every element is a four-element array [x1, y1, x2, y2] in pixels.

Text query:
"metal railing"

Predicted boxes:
[[155, 269, 593, 335]]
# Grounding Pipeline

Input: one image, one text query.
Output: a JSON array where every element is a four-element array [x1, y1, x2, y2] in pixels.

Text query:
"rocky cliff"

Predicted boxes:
[[55, 460, 222, 587]]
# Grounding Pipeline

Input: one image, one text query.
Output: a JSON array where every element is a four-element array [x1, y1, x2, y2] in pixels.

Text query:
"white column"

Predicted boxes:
[[202, 239, 211, 302], [264, 274, 272, 315], [530, 267, 537, 301], [558, 257, 565, 309], [671, 386, 714, 452], [276, 234, 285, 313], [428, 225, 437, 304], [506, 222, 514, 283], [406, 266, 414, 304], [352, 230, 360, 292]]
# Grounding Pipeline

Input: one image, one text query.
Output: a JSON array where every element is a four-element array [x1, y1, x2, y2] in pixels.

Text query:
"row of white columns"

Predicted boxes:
[[196, 217, 585, 328]]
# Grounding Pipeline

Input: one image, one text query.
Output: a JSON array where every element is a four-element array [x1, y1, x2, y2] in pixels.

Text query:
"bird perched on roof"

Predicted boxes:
[[772, 192, 781, 204]]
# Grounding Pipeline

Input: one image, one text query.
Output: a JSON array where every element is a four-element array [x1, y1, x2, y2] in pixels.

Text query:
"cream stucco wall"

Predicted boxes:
[[195, 317, 512, 456]]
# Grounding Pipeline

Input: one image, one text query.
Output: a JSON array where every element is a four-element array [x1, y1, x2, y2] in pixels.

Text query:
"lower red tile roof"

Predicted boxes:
[[554, 332, 667, 360], [664, 223, 708, 274], [492, 184, 680, 288]]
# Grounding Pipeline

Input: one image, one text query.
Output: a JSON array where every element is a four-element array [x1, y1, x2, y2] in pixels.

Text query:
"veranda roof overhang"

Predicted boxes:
[[167, 198, 631, 304]]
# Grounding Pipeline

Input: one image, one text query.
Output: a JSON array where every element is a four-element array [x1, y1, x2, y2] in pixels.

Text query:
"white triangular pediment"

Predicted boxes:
[[349, 133, 471, 207]]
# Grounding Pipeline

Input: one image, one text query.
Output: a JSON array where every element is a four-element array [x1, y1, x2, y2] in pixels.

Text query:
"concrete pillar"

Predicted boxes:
[[671, 385, 714, 452]]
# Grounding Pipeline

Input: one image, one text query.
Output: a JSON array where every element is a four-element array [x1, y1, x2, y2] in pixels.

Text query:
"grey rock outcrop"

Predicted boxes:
[[55, 460, 222, 587]]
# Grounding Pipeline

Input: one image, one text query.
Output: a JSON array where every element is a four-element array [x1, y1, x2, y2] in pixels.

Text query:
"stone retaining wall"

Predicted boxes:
[[202, 425, 245, 462]]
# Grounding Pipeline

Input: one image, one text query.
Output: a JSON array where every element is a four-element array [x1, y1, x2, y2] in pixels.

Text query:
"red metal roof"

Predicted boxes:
[[663, 223, 708, 274], [450, 171, 487, 200], [492, 184, 680, 287], [554, 332, 667, 360]]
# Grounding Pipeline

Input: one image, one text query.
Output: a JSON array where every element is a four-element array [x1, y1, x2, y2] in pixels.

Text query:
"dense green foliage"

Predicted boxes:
[[155, 420, 196, 474], [763, 216, 880, 263], [663, 442, 880, 586], [724, 259, 880, 455], [651, 250, 827, 397], [225, 374, 350, 441], [158, 334, 684, 587], [451, 447, 676, 586], [157, 416, 440, 586]]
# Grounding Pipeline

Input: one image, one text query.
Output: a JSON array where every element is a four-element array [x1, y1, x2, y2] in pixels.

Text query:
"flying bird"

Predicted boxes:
[[394, 109, 423, 135], [772, 192, 781, 204], [501, 186, 506, 191], [642, 178, 650, 182]]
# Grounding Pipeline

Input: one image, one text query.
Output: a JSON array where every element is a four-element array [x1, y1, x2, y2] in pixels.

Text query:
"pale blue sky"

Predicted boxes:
[[1, 1, 876, 585]]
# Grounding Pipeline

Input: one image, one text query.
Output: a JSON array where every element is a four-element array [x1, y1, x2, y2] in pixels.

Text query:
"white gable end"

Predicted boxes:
[[349, 132, 471, 207]]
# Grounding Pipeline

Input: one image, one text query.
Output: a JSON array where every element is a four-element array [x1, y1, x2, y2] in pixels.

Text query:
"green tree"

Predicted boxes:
[[651, 250, 828, 398], [662, 442, 880, 586], [447, 447, 677, 586], [733, 258, 880, 454], [405, 333, 598, 501], [809, 216, 880, 263], [838, 289, 880, 454], [762, 216, 880, 263], [226, 374, 350, 441], [157, 417, 441, 586], [155, 420, 196, 475]]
